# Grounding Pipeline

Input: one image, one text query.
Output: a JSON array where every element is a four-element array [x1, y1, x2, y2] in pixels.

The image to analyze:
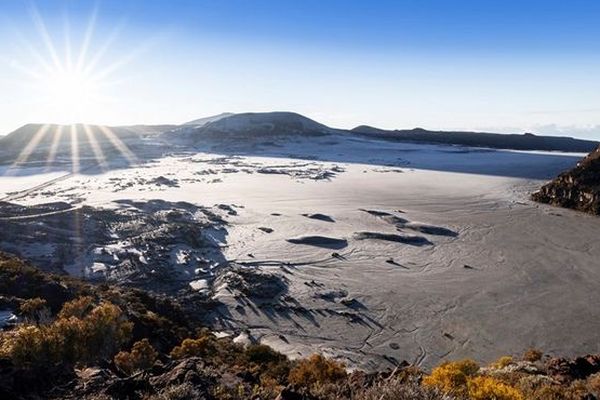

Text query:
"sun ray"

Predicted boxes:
[[82, 23, 123, 77], [6, 58, 46, 81], [76, 4, 99, 72], [90, 38, 155, 82], [29, 3, 64, 72], [45, 125, 64, 171], [70, 124, 80, 174], [83, 124, 107, 170], [8, 28, 54, 75], [63, 11, 73, 71], [97, 125, 137, 165], [6, 124, 51, 174]]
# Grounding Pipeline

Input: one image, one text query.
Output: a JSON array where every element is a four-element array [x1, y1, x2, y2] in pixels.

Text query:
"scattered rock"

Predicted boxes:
[[353, 232, 432, 246], [148, 176, 179, 187], [287, 236, 348, 249], [301, 213, 335, 223]]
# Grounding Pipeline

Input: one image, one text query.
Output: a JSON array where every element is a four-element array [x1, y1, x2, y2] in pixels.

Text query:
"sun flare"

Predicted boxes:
[[2, 5, 141, 174], [42, 68, 100, 122], [5, 4, 128, 126]]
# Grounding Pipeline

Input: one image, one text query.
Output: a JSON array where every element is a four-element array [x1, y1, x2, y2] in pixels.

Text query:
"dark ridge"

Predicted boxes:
[[351, 125, 599, 152]]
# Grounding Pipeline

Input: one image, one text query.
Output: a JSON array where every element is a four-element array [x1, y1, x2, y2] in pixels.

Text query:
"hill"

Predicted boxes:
[[532, 146, 600, 214], [164, 111, 335, 144], [352, 125, 599, 152], [184, 112, 235, 127]]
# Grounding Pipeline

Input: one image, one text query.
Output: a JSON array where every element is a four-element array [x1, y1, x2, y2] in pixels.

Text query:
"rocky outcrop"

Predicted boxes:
[[532, 146, 600, 215], [546, 354, 600, 384]]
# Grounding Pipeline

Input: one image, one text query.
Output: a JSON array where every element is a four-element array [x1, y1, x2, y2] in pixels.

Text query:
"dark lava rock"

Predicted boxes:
[[546, 354, 600, 383], [148, 176, 179, 187], [301, 213, 335, 223], [150, 357, 214, 391], [532, 146, 600, 215], [287, 236, 348, 249], [353, 232, 432, 246], [0, 359, 76, 399], [216, 265, 288, 299]]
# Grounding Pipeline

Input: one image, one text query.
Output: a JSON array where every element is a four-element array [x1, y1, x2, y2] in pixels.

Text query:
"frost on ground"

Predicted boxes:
[[0, 199, 232, 292]]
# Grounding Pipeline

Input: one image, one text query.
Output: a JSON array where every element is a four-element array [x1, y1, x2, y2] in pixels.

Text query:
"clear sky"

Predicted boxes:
[[1, 0, 600, 139]]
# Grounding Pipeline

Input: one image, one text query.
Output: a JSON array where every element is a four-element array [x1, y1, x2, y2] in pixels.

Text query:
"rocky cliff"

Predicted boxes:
[[532, 146, 600, 214]]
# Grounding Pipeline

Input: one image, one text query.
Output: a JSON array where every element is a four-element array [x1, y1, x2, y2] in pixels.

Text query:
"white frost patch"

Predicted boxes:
[[233, 331, 254, 347], [189, 279, 209, 291], [0, 310, 17, 328], [91, 263, 108, 273]]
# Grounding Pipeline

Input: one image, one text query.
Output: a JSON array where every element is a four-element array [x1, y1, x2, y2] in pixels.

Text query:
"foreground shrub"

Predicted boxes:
[[170, 333, 217, 359], [0, 297, 132, 367], [422, 359, 479, 396], [244, 344, 291, 383], [522, 348, 543, 362], [467, 376, 524, 400], [588, 373, 600, 396], [139, 382, 204, 400], [245, 344, 285, 365], [288, 354, 347, 388], [114, 338, 158, 374], [491, 356, 514, 369], [19, 297, 50, 324], [58, 296, 95, 319], [356, 378, 454, 400]]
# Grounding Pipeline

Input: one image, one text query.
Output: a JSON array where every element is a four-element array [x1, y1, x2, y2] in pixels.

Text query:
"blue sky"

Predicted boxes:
[[1, 0, 600, 138]]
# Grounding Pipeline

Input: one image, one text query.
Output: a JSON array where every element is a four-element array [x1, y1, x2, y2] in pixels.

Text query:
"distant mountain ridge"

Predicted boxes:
[[351, 125, 599, 153], [2, 112, 598, 157], [532, 146, 600, 214]]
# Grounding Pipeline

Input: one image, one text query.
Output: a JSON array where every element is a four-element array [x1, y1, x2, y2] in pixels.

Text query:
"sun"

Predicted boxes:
[[42, 68, 101, 123]]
